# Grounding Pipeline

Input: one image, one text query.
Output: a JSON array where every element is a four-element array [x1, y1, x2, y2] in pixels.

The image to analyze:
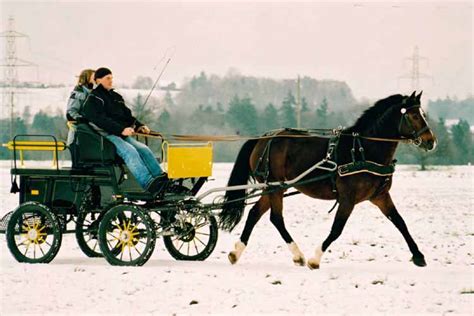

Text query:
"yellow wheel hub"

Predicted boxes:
[[22, 220, 47, 245], [114, 220, 139, 251]]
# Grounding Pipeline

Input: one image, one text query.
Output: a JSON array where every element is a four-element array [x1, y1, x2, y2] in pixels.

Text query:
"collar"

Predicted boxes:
[[95, 83, 113, 94]]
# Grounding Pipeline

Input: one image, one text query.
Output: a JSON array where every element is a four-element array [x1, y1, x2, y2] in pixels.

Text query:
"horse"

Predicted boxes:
[[218, 91, 437, 269]]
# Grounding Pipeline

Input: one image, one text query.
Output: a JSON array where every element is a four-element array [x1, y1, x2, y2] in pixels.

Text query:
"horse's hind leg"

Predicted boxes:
[[228, 195, 270, 264], [370, 193, 426, 267], [268, 191, 306, 266], [308, 200, 354, 269]]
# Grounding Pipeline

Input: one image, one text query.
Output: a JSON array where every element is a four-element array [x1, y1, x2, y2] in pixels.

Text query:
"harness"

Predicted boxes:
[[337, 133, 396, 178]]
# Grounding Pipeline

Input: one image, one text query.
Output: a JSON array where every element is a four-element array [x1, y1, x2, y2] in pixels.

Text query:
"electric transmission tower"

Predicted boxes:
[[398, 45, 432, 93], [0, 16, 36, 138]]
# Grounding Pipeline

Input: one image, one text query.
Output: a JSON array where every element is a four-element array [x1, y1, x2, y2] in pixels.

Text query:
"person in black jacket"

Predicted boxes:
[[83, 67, 167, 193]]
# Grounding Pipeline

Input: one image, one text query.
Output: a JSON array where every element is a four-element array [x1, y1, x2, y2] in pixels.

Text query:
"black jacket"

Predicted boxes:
[[82, 84, 143, 136]]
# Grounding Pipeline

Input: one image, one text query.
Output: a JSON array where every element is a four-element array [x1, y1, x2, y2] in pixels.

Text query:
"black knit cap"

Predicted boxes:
[[94, 67, 112, 80]]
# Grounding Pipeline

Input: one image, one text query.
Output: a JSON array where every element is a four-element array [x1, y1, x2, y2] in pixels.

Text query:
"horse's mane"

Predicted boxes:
[[345, 94, 405, 134]]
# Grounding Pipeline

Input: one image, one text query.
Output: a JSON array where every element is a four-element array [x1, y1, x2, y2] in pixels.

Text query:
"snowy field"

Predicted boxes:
[[0, 162, 472, 315]]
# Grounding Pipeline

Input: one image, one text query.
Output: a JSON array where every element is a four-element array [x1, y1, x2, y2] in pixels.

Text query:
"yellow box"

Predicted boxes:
[[163, 142, 213, 179]]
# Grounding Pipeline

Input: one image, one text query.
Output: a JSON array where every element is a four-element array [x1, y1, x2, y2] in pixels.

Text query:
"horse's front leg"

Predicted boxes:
[[228, 195, 270, 264], [370, 193, 426, 267], [307, 200, 355, 269], [268, 191, 306, 266]]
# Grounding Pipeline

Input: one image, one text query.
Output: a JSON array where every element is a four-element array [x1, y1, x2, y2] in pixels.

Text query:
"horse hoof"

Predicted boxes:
[[293, 256, 306, 266], [228, 252, 239, 265], [307, 258, 320, 270], [412, 256, 427, 267]]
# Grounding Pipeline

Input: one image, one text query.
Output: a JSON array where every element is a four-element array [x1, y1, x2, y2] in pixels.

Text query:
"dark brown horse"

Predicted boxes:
[[219, 91, 437, 269]]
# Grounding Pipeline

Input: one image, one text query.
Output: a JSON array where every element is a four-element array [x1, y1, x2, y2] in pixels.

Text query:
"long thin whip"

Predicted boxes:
[[143, 57, 172, 108]]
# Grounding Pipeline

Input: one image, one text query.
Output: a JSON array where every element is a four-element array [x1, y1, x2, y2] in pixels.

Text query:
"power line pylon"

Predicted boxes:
[[0, 16, 36, 138], [398, 45, 432, 92]]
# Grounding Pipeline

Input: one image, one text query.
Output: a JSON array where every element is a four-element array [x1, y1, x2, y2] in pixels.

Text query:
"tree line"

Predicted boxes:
[[0, 72, 472, 167], [0, 93, 472, 167]]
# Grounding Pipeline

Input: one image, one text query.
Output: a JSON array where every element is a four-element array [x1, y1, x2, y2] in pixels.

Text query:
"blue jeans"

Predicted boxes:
[[105, 135, 163, 189]]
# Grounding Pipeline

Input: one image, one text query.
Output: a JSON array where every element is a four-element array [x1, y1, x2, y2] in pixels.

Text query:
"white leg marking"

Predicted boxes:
[[288, 242, 306, 266], [307, 245, 324, 270], [228, 241, 246, 264]]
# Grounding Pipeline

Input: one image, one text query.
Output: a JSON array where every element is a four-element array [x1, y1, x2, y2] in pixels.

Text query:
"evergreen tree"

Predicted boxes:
[[163, 91, 175, 108], [300, 97, 314, 128], [432, 117, 454, 164], [451, 119, 472, 164], [226, 95, 258, 135], [157, 109, 171, 132], [279, 91, 296, 127], [315, 97, 329, 128], [260, 103, 279, 133], [131, 93, 155, 123], [22, 106, 32, 125]]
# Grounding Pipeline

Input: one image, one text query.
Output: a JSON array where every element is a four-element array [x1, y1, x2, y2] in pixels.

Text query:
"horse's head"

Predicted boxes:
[[397, 91, 437, 151]]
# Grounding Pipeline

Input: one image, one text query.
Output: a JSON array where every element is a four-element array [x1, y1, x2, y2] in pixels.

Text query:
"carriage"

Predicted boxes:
[[1, 92, 435, 268], [0, 123, 219, 266]]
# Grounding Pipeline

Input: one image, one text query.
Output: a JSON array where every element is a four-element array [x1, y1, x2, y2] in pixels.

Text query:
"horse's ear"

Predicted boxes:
[[416, 90, 423, 102], [409, 91, 416, 99]]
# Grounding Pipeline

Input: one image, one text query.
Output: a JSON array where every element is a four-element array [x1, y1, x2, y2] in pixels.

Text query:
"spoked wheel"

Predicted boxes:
[[98, 204, 156, 266], [163, 211, 218, 261], [76, 211, 103, 258], [6, 202, 62, 263], [75, 186, 103, 257]]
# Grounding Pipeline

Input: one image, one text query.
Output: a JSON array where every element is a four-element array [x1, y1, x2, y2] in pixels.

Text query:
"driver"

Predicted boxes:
[[82, 67, 167, 194]]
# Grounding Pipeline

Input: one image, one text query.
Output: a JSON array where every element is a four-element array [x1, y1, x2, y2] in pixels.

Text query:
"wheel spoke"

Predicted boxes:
[[193, 239, 199, 254], [23, 241, 30, 256], [177, 241, 185, 252], [106, 239, 115, 251], [195, 232, 210, 236], [38, 243, 46, 256], [194, 235, 207, 247]]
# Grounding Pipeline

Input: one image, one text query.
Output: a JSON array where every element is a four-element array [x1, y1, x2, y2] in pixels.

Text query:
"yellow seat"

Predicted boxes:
[[162, 141, 213, 179], [2, 140, 66, 168]]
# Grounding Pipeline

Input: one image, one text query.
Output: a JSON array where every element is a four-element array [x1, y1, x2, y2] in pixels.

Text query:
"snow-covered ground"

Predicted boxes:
[[0, 162, 472, 315]]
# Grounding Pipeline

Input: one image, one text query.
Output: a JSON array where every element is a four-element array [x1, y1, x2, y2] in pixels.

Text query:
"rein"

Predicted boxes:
[[135, 130, 415, 144]]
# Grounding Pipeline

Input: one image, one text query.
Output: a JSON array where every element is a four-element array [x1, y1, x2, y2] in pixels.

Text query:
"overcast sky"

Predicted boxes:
[[1, 1, 472, 100]]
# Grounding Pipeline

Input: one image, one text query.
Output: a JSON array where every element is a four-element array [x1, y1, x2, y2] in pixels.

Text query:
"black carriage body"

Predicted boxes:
[[9, 123, 207, 213], [13, 167, 113, 215]]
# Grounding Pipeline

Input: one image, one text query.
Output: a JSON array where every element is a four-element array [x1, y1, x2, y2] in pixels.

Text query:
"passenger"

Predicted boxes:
[[82, 67, 167, 194], [66, 69, 96, 145]]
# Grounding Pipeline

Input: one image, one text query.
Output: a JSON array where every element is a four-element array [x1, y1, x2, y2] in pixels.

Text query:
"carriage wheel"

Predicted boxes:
[[163, 211, 218, 261], [75, 186, 103, 257], [98, 204, 156, 266], [6, 202, 62, 263], [75, 211, 103, 258]]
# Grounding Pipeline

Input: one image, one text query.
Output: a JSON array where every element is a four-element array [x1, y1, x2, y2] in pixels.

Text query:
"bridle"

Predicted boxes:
[[397, 102, 431, 146]]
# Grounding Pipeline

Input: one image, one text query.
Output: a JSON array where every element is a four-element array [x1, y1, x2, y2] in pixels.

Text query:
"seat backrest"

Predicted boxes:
[[71, 123, 118, 168]]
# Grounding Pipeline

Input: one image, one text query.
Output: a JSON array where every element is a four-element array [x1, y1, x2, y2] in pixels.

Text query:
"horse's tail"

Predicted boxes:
[[219, 139, 258, 232]]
